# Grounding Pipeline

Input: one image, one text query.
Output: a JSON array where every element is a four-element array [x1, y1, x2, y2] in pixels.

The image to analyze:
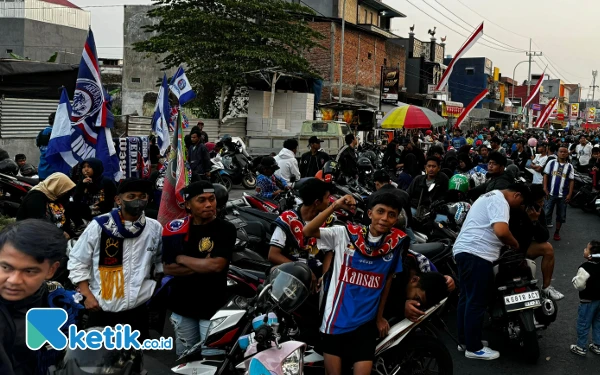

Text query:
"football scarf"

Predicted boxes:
[[345, 224, 406, 257]]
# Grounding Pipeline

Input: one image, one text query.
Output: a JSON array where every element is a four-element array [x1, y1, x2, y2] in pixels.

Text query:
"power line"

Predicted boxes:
[[429, 0, 526, 52], [454, 0, 529, 39], [531, 40, 587, 81], [403, 0, 523, 53]]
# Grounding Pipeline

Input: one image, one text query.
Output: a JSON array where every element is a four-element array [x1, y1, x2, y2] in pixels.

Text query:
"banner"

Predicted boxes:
[[523, 69, 546, 107], [534, 97, 557, 128], [381, 68, 400, 103], [588, 107, 596, 122], [436, 22, 484, 91], [454, 89, 489, 129], [570, 103, 579, 119], [118, 137, 150, 179]]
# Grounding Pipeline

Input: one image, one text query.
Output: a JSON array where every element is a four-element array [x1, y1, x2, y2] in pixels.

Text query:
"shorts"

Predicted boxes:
[[545, 195, 567, 224], [321, 321, 378, 363]]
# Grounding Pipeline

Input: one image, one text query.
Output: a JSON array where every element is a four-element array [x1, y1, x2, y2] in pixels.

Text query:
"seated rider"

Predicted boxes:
[[0, 219, 83, 375], [256, 156, 289, 200]]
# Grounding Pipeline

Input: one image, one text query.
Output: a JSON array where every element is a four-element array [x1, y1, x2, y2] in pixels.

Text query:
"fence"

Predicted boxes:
[[0, 97, 58, 138], [124, 116, 247, 141]]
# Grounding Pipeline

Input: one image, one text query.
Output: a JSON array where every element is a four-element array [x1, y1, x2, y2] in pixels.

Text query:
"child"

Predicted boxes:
[[570, 240, 600, 356]]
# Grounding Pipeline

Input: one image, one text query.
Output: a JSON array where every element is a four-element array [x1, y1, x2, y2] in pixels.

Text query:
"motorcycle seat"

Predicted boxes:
[[237, 206, 279, 222], [409, 243, 446, 258], [16, 176, 39, 186]]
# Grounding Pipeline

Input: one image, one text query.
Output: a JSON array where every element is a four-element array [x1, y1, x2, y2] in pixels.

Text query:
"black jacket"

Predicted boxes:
[[74, 158, 117, 218], [336, 146, 358, 177], [407, 173, 449, 208], [300, 150, 329, 178], [0, 285, 46, 375], [509, 208, 549, 251], [511, 148, 531, 171], [188, 142, 211, 175], [577, 260, 600, 301], [365, 184, 413, 228]]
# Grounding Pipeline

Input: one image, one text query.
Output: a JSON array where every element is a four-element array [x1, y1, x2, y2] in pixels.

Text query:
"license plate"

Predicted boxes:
[[595, 199, 600, 205], [504, 291, 540, 312]]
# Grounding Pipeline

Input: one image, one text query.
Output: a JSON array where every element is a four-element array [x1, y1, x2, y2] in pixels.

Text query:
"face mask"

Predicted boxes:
[[122, 199, 148, 217]]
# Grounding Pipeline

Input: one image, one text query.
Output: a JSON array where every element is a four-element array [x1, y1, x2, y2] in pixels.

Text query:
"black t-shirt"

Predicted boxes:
[[168, 218, 236, 319]]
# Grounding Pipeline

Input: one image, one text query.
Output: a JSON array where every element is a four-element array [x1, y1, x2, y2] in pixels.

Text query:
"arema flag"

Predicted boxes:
[[169, 66, 196, 106], [152, 74, 171, 154], [46, 88, 79, 175], [71, 29, 121, 181], [157, 108, 189, 225]]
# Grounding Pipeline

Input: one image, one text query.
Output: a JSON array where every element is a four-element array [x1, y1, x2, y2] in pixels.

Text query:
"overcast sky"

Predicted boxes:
[[72, 0, 596, 96]]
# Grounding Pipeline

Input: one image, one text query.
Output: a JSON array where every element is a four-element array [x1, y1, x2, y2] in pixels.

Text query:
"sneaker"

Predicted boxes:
[[542, 286, 565, 301], [458, 340, 489, 352], [465, 346, 500, 360], [589, 343, 600, 355], [570, 345, 586, 356], [553, 233, 561, 241], [546, 223, 554, 228]]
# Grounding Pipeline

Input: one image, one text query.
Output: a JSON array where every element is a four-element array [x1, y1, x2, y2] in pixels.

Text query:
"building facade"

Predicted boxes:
[[0, 0, 90, 63], [444, 56, 502, 110]]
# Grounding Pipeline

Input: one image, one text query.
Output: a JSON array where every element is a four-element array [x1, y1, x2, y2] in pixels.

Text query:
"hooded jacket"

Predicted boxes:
[[407, 172, 449, 208], [74, 158, 117, 218], [274, 148, 300, 184], [299, 150, 329, 178]]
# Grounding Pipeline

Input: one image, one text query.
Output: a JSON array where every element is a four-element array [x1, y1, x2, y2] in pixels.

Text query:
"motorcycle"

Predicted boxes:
[[221, 138, 257, 189], [210, 157, 234, 192], [0, 172, 37, 217], [490, 249, 557, 363]]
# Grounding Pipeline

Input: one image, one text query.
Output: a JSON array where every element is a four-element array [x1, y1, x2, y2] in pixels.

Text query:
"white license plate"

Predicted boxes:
[[504, 291, 540, 305], [595, 199, 600, 205]]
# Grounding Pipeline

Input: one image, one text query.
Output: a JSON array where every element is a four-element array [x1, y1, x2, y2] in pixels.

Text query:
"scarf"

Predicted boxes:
[[345, 224, 406, 257], [93, 209, 147, 301]]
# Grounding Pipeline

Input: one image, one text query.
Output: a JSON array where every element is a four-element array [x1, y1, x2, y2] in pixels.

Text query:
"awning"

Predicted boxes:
[[359, 0, 406, 18]]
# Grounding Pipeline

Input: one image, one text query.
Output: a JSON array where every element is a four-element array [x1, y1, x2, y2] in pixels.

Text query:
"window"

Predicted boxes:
[[368, 52, 372, 60], [131, 78, 141, 83], [466, 67, 474, 75], [364, 9, 367, 23], [548, 86, 553, 92], [6, 49, 13, 54], [311, 122, 329, 132], [370, 12, 374, 25]]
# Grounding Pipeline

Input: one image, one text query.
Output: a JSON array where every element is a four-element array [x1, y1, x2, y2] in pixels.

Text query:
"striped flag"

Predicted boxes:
[[170, 66, 197, 106], [454, 89, 489, 129], [524, 69, 546, 107], [46, 88, 79, 175], [151, 74, 171, 155], [436, 22, 484, 92], [157, 108, 190, 225], [534, 97, 557, 128]]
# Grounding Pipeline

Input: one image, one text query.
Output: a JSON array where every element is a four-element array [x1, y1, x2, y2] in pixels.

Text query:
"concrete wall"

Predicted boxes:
[[0, 18, 25, 59], [0, 138, 40, 164], [444, 57, 488, 108], [23, 19, 87, 64], [286, 0, 335, 18], [122, 5, 176, 116]]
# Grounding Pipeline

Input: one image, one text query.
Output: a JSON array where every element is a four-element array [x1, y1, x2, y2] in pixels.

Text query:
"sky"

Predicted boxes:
[[71, 0, 596, 98]]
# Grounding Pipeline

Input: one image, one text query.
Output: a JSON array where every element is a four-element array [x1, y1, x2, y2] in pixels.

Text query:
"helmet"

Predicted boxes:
[[490, 126, 495, 131], [449, 174, 469, 193], [48, 327, 143, 374], [357, 157, 372, 171], [469, 171, 487, 187], [268, 262, 312, 313], [361, 150, 377, 166], [534, 298, 558, 326], [445, 202, 471, 226], [528, 137, 538, 147], [0, 159, 19, 175], [20, 163, 37, 177], [213, 183, 229, 209], [221, 134, 233, 144], [505, 164, 520, 179], [322, 160, 339, 178]]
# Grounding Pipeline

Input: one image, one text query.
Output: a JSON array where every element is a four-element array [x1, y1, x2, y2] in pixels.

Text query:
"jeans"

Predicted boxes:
[[545, 195, 567, 224], [455, 252, 494, 352], [170, 313, 225, 356], [576, 300, 600, 349]]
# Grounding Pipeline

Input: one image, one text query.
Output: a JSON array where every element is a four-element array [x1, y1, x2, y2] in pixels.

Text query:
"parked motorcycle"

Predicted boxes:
[[0, 172, 37, 216], [221, 136, 257, 189], [210, 157, 234, 192]]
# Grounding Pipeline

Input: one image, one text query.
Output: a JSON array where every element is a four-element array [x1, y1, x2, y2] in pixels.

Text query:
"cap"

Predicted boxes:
[[373, 170, 390, 183], [117, 178, 153, 195], [308, 136, 323, 144], [181, 181, 215, 201], [260, 156, 280, 170]]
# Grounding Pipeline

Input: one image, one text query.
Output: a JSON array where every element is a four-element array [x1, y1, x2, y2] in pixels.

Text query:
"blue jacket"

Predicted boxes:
[[37, 127, 58, 179], [256, 174, 287, 199]]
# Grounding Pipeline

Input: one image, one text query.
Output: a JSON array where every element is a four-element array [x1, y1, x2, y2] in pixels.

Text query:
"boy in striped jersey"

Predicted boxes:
[[543, 146, 575, 241]]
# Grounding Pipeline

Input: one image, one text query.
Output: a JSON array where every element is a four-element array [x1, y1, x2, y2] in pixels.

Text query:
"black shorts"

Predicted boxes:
[[321, 321, 378, 363]]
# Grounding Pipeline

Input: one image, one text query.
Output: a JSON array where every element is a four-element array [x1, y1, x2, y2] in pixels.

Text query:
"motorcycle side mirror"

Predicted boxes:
[[428, 183, 436, 192]]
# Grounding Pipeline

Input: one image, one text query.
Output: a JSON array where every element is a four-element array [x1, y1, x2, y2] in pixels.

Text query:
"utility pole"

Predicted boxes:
[[590, 70, 598, 104], [525, 38, 542, 127]]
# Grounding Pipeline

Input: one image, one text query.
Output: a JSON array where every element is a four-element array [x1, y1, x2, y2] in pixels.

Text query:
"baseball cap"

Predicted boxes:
[[308, 136, 323, 144], [373, 170, 391, 183]]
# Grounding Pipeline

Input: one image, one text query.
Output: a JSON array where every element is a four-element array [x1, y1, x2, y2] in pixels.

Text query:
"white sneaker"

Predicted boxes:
[[546, 223, 553, 228], [465, 346, 500, 360], [458, 340, 489, 352], [543, 286, 564, 301]]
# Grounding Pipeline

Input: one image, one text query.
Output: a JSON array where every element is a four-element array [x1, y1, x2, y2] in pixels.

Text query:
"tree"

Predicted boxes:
[[134, 0, 323, 118]]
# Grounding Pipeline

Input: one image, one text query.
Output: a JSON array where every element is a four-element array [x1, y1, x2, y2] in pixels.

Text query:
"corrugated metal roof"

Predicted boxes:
[[42, 0, 81, 10]]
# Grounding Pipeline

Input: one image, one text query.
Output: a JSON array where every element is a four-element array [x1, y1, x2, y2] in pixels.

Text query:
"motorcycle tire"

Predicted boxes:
[[375, 333, 453, 375], [519, 310, 540, 363], [217, 175, 233, 192], [242, 173, 257, 189], [568, 191, 586, 208]]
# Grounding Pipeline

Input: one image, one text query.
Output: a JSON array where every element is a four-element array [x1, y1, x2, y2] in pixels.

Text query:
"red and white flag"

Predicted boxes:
[[524, 70, 546, 107], [454, 89, 489, 129], [436, 22, 484, 92], [534, 97, 557, 128]]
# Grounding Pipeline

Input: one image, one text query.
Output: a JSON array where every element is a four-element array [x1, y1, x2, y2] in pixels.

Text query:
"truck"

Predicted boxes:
[[245, 120, 351, 157]]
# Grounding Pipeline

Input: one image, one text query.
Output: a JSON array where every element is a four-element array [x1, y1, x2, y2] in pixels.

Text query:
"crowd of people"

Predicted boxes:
[[2, 118, 600, 374]]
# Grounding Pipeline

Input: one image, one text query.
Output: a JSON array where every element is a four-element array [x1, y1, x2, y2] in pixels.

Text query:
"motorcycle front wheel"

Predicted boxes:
[[242, 173, 257, 189], [217, 175, 233, 192], [373, 333, 453, 375], [518, 310, 540, 363]]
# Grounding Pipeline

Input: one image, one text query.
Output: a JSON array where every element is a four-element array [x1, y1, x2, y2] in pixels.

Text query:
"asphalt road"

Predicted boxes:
[[143, 189, 600, 374]]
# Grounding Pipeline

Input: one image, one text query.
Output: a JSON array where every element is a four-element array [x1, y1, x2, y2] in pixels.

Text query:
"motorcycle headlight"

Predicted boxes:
[[282, 348, 303, 375], [206, 317, 226, 338]]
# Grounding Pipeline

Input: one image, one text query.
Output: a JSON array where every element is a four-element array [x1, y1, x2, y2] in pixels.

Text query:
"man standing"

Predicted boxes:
[[369, 170, 413, 232], [300, 136, 329, 178], [530, 143, 551, 185], [451, 129, 467, 149], [274, 138, 301, 184], [576, 135, 593, 172], [490, 136, 507, 157], [336, 134, 359, 181], [196, 121, 209, 144], [68, 178, 163, 340], [454, 185, 529, 360], [544, 145, 575, 241], [36, 112, 58, 180], [188, 128, 211, 181], [407, 156, 449, 209], [510, 138, 531, 171], [162, 181, 236, 355]]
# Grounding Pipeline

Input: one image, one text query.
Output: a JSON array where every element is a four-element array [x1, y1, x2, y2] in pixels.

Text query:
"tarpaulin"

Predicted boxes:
[[0, 60, 79, 99]]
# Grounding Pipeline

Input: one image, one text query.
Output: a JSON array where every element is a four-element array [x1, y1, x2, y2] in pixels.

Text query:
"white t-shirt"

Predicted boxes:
[[453, 190, 510, 263], [269, 227, 331, 263], [531, 154, 548, 184], [576, 143, 593, 166]]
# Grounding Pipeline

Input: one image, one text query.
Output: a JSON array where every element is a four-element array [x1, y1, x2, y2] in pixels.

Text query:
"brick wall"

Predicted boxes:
[[306, 21, 406, 102]]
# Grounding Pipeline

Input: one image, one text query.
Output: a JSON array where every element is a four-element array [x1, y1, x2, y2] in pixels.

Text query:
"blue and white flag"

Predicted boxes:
[[46, 88, 79, 175], [169, 66, 196, 106], [152, 74, 171, 154]]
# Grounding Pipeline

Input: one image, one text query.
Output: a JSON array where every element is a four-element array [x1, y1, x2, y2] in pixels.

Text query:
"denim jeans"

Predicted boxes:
[[170, 312, 225, 356], [455, 252, 494, 352], [545, 195, 567, 224], [576, 300, 600, 349]]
